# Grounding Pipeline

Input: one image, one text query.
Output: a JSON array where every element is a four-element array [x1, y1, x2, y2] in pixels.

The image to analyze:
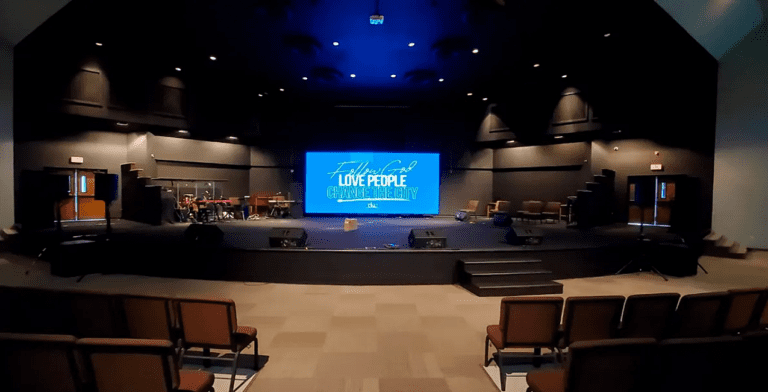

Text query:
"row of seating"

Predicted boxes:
[[0, 332, 215, 392], [485, 288, 768, 390], [0, 286, 258, 392], [525, 333, 768, 392]]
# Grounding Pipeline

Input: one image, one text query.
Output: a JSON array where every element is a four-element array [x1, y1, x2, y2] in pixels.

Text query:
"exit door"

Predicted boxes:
[[627, 175, 679, 227], [49, 169, 106, 221]]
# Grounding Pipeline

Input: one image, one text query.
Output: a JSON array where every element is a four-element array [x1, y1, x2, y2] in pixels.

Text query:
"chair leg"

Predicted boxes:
[[499, 349, 506, 391], [203, 347, 211, 368], [484, 335, 491, 367], [229, 351, 241, 392], [253, 339, 259, 371]]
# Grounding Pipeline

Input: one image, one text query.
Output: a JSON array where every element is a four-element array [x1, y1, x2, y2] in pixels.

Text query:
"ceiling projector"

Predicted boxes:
[[370, 14, 384, 25]]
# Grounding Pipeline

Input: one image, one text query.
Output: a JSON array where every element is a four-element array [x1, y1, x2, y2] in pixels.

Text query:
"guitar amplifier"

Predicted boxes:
[[408, 229, 447, 249]]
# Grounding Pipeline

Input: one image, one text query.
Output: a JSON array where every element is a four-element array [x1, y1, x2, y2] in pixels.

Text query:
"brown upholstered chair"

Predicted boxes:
[[65, 290, 125, 338], [484, 297, 564, 391], [460, 199, 480, 220], [518, 201, 545, 223], [176, 297, 259, 392], [668, 292, 729, 338], [120, 294, 177, 341], [559, 296, 625, 351], [652, 336, 744, 392], [78, 338, 214, 392], [486, 200, 511, 217], [0, 333, 84, 392], [723, 287, 768, 335], [541, 202, 562, 223], [618, 293, 681, 339], [526, 338, 656, 392]]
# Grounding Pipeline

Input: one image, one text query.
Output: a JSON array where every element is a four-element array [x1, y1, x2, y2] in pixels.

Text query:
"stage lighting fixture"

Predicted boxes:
[[175, 67, 181, 71], [438, 78, 444, 82], [370, 15, 384, 24], [408, 42, 415, 47], [533, 63, 540, 67], [302, 76, 308, 80], [95, 42, 103, 46], [333, 41, 339, 46]]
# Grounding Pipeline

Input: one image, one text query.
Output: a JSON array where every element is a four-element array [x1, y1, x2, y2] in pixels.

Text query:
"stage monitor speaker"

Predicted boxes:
[[408, 229, 447, 249], [95, 173, 119, 202], [455, 211, 469, 221], [506, 227, 543, 245], [493, 212, 512, 227], [269, 228, 307, 248], [184, 224, 224, 246]]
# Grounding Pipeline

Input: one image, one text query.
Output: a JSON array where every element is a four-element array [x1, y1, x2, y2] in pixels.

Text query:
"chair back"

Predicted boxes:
[[120, 295, 174, 340], [78, 338, 179, 392], [566, 338, 655, 392], [0, 333, 82, 392], [543, 202, 560, 214], [525, 201, 544, 214], [619, 293, 680, 339], [670, 292, 729, 338], [66, 291, 124, 338], [464, 199, 479, 212], [562, 296, 625, 346], [499, 297, 563, 348], [176, 297, 237, 350], [496, 200, 510, 212], [652, 336, 743, 392], [723, 287, 767, 334]]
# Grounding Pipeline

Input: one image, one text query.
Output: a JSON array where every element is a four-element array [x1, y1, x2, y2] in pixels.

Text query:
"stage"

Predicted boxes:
[[23, 216, 694, 286]]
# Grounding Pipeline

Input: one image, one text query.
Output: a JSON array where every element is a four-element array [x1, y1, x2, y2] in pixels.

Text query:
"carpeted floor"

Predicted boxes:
[[1, 249, 766, 392]]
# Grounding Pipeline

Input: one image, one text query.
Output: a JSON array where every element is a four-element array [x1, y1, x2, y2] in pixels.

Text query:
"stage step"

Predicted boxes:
[[459, 259, 562, 296], [703, 231, 748, 259], [464, 281, 564, 297], [460, 259, 543, 272], [467, 269, 555, 285]]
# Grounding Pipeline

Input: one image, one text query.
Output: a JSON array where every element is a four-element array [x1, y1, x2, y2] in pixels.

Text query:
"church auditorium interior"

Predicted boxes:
[[2, 0, 768, 391]]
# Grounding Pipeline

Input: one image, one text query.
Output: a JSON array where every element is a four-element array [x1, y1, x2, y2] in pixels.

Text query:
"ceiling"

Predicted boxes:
[[8, 0, 719, 105]]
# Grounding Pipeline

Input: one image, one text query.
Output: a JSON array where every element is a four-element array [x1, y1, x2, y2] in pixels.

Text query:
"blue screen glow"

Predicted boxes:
[[305, 152, 439, 215]]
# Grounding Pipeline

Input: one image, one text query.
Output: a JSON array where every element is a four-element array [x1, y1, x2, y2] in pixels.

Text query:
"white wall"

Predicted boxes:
[[713, 17, 768, 249], [0, 40, 14, 228]]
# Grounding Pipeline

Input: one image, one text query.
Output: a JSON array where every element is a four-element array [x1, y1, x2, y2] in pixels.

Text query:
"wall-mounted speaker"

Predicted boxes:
[[455, 211, 469, 221], [408, 229, 447, 249], [506, 227, 543, 245], [269, 228, 307, 248], [95, 173, 119, 202]]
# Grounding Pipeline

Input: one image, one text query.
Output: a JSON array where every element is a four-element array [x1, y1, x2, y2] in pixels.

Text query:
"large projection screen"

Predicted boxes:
[[305, 152, 440, 215]]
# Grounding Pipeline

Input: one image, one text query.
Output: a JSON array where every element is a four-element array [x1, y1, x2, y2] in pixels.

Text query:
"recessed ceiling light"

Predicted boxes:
[[613, 130, 622, 133], [116, 122, 128, 126], [562, 74, 568, 78], [438, 78, 444, 82], [209, 56, 217, 61], [533, 63, 540, 68], [95, 42, 103, 46], [333, 41, 339, 46], [350, 74, 356, 78], [227, 136, 238, 140], [467, 93, 473, 96], [302, 77, 308, 80], [178, 130, 189, 134], [554, 135, 564, 139], [506, 140, 515, 144], [472, 48, 479, 54], [391, 74, 396, 78], [258, 94, 263, 97], [175, 67, 181, 71], [279, 88, 285, 91], [408, 42, 415, 47], [482, 98, 488, 101], [604, 33, 611, 37]]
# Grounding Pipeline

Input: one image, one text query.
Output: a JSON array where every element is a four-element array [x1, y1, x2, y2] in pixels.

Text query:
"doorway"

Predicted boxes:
[[47, 168, 107, 221], [627, 175, 682, 227]]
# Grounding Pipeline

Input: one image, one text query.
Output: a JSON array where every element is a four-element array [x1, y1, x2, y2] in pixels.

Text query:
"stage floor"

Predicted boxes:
[[48, 216, 677, 251]]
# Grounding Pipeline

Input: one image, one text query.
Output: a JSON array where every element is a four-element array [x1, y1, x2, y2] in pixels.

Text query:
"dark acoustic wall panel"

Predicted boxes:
[[154, 85, 185, 118], [494, 142, 590, 169], [65, 68, 103, 107], [552, 93, 588, 125]]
